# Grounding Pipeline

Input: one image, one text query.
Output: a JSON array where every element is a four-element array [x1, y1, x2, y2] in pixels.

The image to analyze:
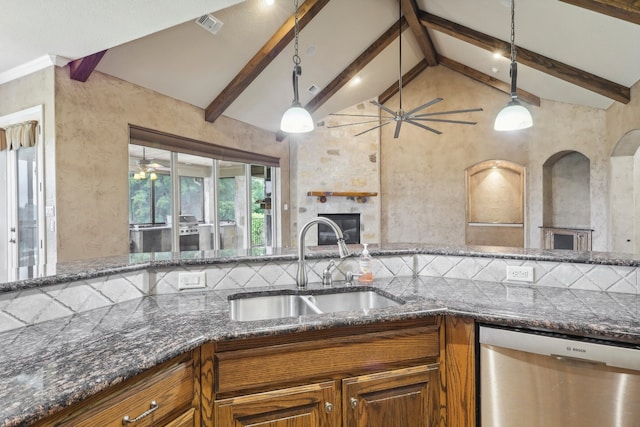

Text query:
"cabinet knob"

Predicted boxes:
[[350, 397, 358, 409], [325, 402, 333, 413], [122, 400, 159, 424]]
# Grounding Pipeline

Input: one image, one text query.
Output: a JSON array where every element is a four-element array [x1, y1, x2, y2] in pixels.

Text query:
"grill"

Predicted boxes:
[[179, 215, 199, 235]]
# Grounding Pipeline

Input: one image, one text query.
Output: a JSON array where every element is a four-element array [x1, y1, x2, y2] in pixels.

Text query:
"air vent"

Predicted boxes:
[[195, 14, 224, 35], [307, 84, 319, 95]]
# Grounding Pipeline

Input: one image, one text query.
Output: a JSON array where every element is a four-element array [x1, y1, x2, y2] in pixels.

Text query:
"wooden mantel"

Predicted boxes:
[[307, 191, 378, 203]]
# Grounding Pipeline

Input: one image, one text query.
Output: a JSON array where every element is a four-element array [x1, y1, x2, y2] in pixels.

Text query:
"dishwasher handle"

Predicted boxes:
[[551, 354, 607, 367]]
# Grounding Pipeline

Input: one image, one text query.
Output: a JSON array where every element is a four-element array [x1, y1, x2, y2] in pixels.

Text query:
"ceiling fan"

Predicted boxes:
[[133, 147, 166, 180], [327, 2, 483, 138]]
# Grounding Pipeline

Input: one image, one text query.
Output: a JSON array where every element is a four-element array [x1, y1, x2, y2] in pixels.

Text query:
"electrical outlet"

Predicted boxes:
[[178, 272, 206, 290], [506, 265, 534, 282]]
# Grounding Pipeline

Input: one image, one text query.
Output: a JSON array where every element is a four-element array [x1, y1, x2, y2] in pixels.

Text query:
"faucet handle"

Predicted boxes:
[[345, 271, 362, 286], [322, 260, 336, 287]]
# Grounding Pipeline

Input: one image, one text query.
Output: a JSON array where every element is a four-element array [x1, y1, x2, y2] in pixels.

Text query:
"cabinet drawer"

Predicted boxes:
[[48, 354, 194, 426], [216, 325, 440, 395]]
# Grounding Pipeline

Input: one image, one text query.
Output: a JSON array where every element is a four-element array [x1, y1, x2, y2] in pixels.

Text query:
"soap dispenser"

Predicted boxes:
[[358, 243, 374, 283]]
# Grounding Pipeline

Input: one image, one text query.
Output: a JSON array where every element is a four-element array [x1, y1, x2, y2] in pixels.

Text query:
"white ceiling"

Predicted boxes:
[[3, 0, 640, 134]]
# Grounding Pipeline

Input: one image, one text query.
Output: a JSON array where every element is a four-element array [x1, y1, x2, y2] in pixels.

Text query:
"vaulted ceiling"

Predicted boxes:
[[2, 0, 640, 135]]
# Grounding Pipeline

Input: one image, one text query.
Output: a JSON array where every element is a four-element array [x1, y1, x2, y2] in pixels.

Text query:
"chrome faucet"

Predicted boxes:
[[297, 217, 350, 289]]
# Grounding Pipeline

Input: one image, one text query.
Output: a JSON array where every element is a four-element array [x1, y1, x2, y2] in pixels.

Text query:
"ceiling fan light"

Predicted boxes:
[[280, 103, 314, 133], [149, 172, 158, 180], [133, 172, 141, 180], [494, 99, 532, 131]]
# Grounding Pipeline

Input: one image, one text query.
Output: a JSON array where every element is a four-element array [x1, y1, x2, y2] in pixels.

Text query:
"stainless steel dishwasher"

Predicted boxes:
[[479, 325, 640, 427]]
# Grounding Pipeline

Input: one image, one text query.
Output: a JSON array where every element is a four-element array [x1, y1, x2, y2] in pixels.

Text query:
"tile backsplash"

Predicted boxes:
[[0, 254, 636, 333]]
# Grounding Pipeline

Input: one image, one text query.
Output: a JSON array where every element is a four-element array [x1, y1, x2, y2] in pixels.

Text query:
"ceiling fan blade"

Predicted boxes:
[[412, 118, 478, 125], [405, 119, 442, 135], [326, 119, 384, 129], [353, 120, 394, 137], [413, 108, 483, 118], [393, 120, 402, 139], [405, 98, 443, 116], [371, 100, 398, 118], [329, 113, 385, 119]]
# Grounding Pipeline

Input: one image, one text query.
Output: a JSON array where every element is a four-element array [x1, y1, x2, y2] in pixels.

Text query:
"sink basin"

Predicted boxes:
[[229, 288, 403, 321]]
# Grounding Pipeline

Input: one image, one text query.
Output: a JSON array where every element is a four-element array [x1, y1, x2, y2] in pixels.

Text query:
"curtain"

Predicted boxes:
[[0, 120, 38, 151]]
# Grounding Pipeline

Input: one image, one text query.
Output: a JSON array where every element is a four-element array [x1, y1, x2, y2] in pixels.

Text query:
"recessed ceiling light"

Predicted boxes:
[[263, 0, 275, 6], [351, 75, 362, 85], [491, 67, 499, 73], [493, 52, 503, 59]]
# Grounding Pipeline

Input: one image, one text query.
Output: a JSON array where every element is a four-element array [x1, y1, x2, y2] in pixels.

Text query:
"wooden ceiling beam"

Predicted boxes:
[[304, 17, 409, 113], [438, 55, 541, 107], [418, 10, 631, 104], [68, 50, 107, 82], [204, 0, 331, 123], [399, 0, 438, 66], [558, 0, 640, 25]]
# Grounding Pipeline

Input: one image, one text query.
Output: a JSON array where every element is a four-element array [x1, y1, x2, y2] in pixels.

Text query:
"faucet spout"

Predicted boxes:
[[297, 217, 350, 289]]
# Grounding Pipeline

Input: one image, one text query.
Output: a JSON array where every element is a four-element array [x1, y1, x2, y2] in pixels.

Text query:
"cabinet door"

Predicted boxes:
[[343, 364, 440, 427], [214, 381, 339, 427]]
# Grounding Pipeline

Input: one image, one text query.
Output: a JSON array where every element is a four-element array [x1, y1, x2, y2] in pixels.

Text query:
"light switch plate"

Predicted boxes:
[[178, 272, 206, 290], [506, 265, 534, 282]]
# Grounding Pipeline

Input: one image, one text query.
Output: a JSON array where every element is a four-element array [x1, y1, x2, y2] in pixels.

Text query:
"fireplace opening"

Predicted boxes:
[[318, 214, 360, 245]]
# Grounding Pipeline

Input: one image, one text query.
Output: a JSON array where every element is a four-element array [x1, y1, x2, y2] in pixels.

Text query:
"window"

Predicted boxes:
[[128, 143, 278, 253], [128, 173, 173, 225]]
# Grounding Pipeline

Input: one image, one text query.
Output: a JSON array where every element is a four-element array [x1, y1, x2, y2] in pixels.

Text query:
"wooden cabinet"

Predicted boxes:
[[343, 365, 439, 427], [209, 318, 443, 427], [39, 350, 201, 427], [215, 381, 339, 427]]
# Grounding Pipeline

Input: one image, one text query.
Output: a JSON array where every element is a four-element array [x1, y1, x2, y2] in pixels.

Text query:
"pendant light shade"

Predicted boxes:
[[281, 103, 314, 133], [494, 98, 532, 131], [280, 0, 314, 134], [494, 0, 532, 131]]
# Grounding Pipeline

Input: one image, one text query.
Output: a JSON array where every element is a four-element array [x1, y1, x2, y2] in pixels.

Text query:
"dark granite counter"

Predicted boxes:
[[4, 243, 640, 293], [1, 275, 639, 426]]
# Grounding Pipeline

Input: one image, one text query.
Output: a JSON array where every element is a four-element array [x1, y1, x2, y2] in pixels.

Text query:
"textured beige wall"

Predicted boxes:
[[380, 65, 608, 249], [0, 67, 57, 265], [291, 101, 380, 247], [54, 67, 289, 262]]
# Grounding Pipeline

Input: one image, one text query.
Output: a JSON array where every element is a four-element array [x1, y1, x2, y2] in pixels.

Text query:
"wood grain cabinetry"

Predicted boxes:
[[39, 350, 201, 427], [209, 318, 443, 427], [343, 364, 440, 427]]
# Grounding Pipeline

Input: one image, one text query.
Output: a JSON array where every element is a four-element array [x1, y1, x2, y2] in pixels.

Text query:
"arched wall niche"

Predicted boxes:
[[542, 150, 591, 229], [609, 129, 640, 253], [465, 159, 525, 248]]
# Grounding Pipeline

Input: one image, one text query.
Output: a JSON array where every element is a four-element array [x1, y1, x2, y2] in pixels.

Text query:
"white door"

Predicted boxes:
[[0, 106, 44, 282]]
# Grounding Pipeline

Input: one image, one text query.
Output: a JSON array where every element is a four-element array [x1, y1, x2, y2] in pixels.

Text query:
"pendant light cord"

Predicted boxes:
[[509, 0, 518, 98], [510, 0, 516, 64], [398, 0, 403, 111], [293, 0, 301, 66]]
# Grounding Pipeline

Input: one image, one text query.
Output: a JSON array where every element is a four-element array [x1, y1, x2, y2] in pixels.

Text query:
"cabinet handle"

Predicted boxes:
[[325, 402, 334, 413], [350, 397, 358, 409], [122, 400, 159, 424]]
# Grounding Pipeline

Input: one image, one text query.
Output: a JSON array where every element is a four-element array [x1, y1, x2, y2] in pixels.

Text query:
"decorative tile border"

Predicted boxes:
[[0, 254, 636, 333]]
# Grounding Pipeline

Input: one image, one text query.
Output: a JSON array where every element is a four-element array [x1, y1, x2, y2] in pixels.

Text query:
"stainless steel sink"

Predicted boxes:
[[229, 289, 403, 321]]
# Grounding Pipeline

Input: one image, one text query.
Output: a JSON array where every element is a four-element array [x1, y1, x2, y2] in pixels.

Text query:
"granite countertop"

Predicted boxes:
[[1, 275, 640, 426], [5, 243, 640, 293]]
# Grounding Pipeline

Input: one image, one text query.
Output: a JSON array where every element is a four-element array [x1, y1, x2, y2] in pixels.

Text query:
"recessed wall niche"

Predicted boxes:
[[465, 160, 525, 247], [542, 151, 591, 229]]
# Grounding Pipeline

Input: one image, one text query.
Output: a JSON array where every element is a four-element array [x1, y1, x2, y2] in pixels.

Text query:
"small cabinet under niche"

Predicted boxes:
[[541, 226, 592, 251]]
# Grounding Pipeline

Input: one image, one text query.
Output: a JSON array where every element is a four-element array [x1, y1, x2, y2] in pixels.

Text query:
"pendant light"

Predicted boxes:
[[280, 0, 314, 133], [494, 0, 532, 131]]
